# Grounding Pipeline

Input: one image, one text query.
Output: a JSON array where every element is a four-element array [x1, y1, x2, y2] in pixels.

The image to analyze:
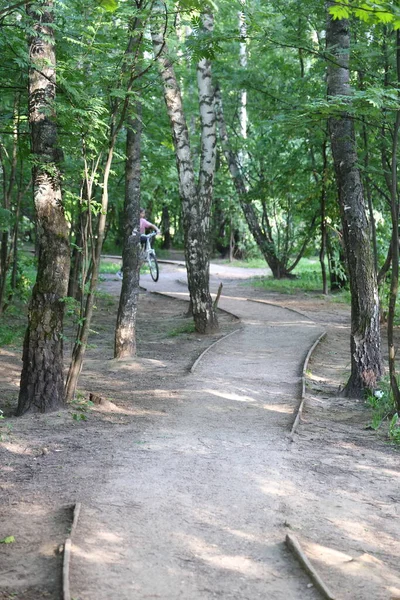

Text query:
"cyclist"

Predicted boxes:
[[140, 208, 160, 244], [117, 208, 160, 279]]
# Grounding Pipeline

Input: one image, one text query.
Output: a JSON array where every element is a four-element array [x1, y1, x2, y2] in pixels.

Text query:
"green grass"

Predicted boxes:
[[244, 258, 351, 300], [251, 259, 323, 295], [220, 257, 267, 269], [167, 322, 196, 337], [99, 261, 121, 274]]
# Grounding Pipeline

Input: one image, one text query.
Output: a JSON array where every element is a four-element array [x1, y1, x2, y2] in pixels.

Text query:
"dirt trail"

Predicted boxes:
[[1, 261, 400, 600], [71, 269, 325, 600]]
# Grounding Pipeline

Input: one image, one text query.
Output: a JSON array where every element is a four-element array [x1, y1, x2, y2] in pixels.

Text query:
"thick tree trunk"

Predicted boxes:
[[114, 108, 142, 358], [17, 1, 70, 415], [326, 5, 382, 397], [152, 6, 218, 333]]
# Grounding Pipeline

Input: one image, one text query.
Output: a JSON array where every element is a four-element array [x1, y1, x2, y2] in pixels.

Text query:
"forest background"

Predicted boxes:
[[1, 0, 400, 421]]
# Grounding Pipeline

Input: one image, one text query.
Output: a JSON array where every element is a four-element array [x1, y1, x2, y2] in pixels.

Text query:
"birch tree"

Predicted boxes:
[[151, 2, 218, 333]]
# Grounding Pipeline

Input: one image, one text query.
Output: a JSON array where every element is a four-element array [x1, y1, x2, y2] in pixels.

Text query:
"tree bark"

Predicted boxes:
[[215, 86, 293, 279], [326, 4, 382, 397], [161, 204, 171, 249], [387, 31, 400, 413], [17, 0, 70, 415], [114, 107, 142, 358], [151, 5, 218, 333]]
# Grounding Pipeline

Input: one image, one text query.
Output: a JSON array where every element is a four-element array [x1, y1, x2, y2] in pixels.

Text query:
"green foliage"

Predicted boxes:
[[0, 536, 15, 544], [0, 304, 27, 347], [69, 395, 94, 422], [0, 209, 13, 231], [97, 0, 118, 12], [329, 1, 400, 29], [0, 320, 25, 347], [389, 413, 400, 442], [366, 378, 400, 443]]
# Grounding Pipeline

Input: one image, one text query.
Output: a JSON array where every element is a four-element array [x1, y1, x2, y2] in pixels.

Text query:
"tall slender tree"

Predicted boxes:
[[326, 2, 382, 398]]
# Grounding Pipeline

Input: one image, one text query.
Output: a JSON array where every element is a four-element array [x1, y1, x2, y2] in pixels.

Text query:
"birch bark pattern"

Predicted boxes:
[[152, 7, 218, 333], [17, 1, 70, 414], [326, 5, 382, 397]]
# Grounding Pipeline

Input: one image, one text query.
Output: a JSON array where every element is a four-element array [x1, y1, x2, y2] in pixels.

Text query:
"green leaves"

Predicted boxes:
[[178, 0, 218, 11], [0, 208, 13, 231], [97, 0, 118, 12], [329, 1, 400, 29], [329, 0, 351, 21], [0, 536, 15, 544]]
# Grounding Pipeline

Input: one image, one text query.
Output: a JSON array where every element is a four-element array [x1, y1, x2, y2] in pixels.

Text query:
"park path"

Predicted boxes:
[[70, 263, 326, 599]]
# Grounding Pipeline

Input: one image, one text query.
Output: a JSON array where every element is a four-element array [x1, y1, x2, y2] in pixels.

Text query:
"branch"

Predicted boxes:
[[0, 1, 26, 18]]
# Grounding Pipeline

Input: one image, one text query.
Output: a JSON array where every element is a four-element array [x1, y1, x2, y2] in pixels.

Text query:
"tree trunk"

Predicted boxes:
[[316, 140, 329, 295], [114, 107, 142, 358], [215, 86, 293, 279], [17, 1, 70, 415], [387, 31, 400, 413], [0, 94, 19, 312], [161, 205, 171, 249], [326, 5, 382, 397], [151, 5, 218, 333]]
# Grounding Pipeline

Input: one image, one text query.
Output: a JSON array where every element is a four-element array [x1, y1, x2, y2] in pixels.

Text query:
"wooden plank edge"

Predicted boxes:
[[63, 538, 72, 600], [63, 503, 82, 600], [290, 331, 327, 440], [190, 327, 243, 373], [247, 297, 315, 322], [286, 533, 337, 600]]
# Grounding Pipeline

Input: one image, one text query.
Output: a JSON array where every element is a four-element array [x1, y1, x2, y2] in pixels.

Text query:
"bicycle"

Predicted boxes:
[[141, 231, 159, 282]]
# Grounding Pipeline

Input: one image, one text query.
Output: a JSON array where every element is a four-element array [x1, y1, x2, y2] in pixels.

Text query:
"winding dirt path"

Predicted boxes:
[[70, 265, 327, 599]]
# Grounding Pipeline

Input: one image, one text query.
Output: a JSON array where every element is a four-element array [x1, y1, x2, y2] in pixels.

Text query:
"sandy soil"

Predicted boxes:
[[0, 262, 399, 600]]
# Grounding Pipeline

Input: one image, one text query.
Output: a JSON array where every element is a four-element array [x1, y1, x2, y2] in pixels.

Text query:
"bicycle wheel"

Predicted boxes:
[[149, 253, 159, 282]]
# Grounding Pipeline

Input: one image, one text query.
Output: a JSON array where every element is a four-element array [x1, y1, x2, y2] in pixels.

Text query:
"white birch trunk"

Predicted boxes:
[[151, 5, 218, 333]]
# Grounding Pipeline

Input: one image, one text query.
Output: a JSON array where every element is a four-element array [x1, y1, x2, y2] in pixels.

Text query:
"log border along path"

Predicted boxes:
[[69, 262, 331, 600]]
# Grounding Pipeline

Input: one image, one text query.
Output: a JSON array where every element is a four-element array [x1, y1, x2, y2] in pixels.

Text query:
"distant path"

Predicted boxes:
[[71, 263, 326, 599]]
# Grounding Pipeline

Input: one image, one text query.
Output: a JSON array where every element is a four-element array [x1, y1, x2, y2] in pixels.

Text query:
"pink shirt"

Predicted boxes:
[[140, 218, 152, 234]]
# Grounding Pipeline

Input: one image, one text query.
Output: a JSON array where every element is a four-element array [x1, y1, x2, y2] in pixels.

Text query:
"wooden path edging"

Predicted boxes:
[[63, 502, 81, 600], [246, 297, 314, 322], [290, 331, 327, 441], [190, 327, 243, 373], [286, 533, 337, 600]]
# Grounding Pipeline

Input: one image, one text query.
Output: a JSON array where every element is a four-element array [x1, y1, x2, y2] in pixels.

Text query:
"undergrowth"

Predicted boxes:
[[366, 378, 400, 444], [0, 304, 27, 346]]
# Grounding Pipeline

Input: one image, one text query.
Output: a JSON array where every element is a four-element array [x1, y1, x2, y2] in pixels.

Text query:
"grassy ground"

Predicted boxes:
[[248, 257, 351, 302]]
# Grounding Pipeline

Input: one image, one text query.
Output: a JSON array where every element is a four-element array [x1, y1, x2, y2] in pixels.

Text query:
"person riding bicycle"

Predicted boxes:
[[140, 208, 160, 245], [117, 209, 160, 280]]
